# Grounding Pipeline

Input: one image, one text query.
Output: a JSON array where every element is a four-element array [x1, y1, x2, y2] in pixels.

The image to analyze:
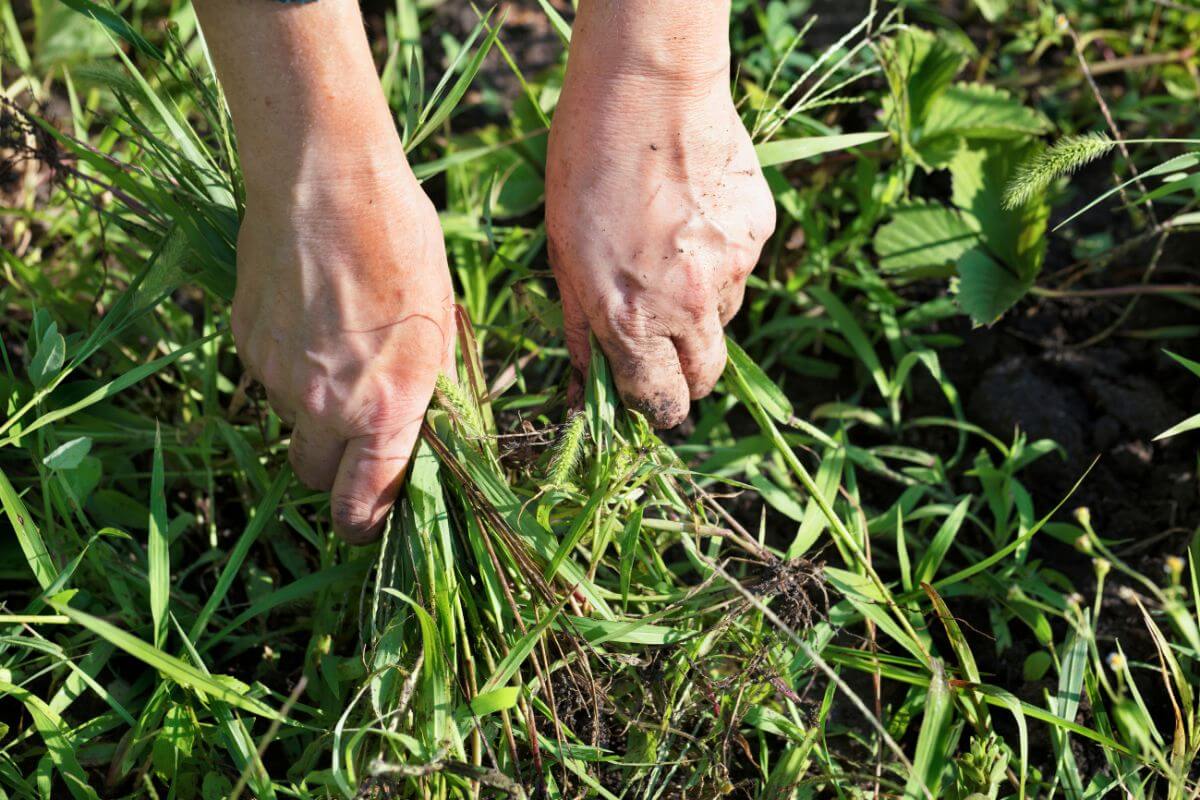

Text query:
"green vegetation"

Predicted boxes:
[[2, 1, 1199, 798]]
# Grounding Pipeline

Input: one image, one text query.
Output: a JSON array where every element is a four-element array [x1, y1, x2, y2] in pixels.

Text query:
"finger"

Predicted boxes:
[[288, 414, 345, 491], [330, 421, 421, 544], [558, 278, 592, 376], [673, 312, 728, 400], [595, 327, 690, 429]]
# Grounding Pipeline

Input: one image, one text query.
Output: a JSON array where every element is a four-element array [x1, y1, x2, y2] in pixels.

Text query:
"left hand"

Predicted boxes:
[[545, 36, 775, 428]]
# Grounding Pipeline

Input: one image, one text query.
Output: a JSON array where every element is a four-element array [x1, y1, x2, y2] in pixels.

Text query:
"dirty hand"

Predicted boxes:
[[197, 0, 454, 543], [233, 149, 453, 544], [545, 0, 776, 429]]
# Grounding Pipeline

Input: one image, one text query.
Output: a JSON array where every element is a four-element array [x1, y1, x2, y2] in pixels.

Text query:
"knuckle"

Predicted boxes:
[[751, 200, 778, 243], [677, 287, 710, 321], [297, 379, 329, 419], [346, 395, 421, 437], [604, 299, 669, 341]]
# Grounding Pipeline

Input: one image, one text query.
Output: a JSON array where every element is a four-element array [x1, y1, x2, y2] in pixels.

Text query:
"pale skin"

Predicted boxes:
[[194, 0, 774, 543]]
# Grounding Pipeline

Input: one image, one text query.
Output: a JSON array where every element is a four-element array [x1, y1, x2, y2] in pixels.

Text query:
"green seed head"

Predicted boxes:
[[1003, 133, 1115, 211], [547, 412, 587, 488]]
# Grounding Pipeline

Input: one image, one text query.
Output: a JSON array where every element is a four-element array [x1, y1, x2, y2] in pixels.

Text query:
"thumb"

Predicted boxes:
[[330, 417, 422, 544]]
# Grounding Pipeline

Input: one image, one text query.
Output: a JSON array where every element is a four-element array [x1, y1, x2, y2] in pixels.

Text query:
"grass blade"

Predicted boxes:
[[148, 424, 169, 648]]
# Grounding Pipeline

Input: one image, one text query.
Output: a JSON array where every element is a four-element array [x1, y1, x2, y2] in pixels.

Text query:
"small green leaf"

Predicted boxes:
[[972, 0, 1011, 21], [43, 437, 92, 470], [466, 686, 520, 717], [29, 323, 65, 389], [1022, 650, 1052, 682]]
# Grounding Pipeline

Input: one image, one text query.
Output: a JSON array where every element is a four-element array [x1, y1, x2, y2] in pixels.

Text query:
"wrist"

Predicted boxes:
[[240, 119, 408, 200], [569, 0, 732, 86], [243, 137, 419, 218]]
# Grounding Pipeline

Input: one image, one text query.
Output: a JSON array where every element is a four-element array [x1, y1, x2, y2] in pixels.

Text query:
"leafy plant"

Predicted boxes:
[[874, 27, 1052, 324]]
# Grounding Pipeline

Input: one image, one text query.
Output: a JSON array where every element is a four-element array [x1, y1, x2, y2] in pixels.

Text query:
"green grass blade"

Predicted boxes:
[[0, 466, 59, 590], [148, 424, 169, 648], [914, 497, 970, 585], [619, 506, 643, 606], [48, 599, 283, 721], [0, 333, 216, 447], [0, 681, 100, 800], [902, 660, 953, 800], [189, 467, 291, 642], [756, 132, 888, 167], [535, 0, 571, 44]]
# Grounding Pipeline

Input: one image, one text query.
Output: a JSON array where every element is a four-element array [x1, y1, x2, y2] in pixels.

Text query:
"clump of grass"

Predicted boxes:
[[1003, 132, 1115, 209]]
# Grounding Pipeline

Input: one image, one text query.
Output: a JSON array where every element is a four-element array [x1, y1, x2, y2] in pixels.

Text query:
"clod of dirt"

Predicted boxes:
[[967, 356, 1088, 482], [1052, 348, 1183, 437]]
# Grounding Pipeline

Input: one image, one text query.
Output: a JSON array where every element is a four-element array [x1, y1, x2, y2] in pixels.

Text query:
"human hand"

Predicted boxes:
[[232, 143, 453, 543], [544, 2, 775, 428]]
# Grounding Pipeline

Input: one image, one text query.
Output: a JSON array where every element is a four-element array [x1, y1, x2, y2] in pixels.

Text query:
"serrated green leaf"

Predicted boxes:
[[882, 28, 966, 131], [951, 142, 1049, 279], [956, 247, 1030, 326], [923, 83, 1049, 145], [874, 202, 979, 273]]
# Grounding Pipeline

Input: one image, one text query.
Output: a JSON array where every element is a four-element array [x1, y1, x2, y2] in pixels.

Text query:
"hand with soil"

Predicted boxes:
[[196, 0, 453, 543], [545, 0, 776, 428]]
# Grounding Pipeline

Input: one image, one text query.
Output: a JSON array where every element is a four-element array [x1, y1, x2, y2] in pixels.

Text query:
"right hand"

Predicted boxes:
[[231, 141, 454, 544]]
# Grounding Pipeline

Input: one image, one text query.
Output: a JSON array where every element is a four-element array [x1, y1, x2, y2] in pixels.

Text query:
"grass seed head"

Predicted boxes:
[[1003, 132, 1115, 210], [547, 411, 586, 488], [434, 373, 484, 437]]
